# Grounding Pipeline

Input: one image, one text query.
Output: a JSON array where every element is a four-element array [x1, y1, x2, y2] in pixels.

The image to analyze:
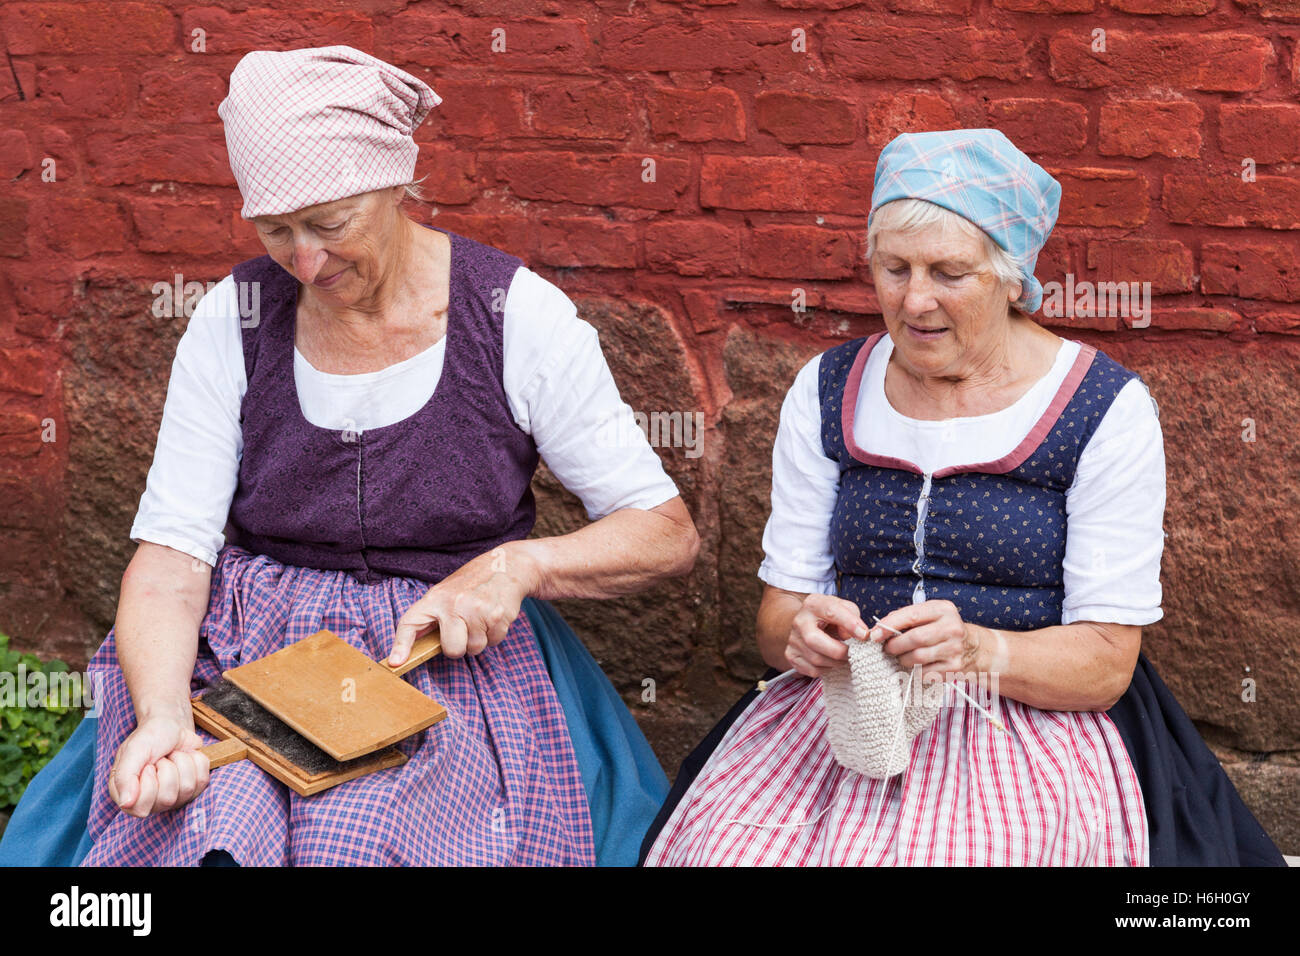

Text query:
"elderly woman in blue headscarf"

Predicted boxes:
[[642, 129, 1283, 866]]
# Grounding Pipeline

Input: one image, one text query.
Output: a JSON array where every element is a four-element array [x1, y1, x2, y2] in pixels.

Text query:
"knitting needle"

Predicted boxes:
[[870, 615, 1009, 734]]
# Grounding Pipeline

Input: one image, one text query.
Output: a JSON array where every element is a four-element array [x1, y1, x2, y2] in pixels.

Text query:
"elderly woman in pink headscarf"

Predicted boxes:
[[0, 46, 696, 867]]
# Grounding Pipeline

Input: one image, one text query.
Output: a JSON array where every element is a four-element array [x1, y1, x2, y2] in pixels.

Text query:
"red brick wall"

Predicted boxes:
[[1, 2, 1297, 849]]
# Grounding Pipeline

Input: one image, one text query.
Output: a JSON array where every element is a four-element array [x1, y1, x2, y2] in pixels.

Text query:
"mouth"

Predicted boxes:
[[905, 323, 949, 340], [315, 268, 347, 288]]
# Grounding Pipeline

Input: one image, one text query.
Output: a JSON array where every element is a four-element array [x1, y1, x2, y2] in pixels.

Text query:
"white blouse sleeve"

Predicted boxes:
[[1061, 377, 1166, 626], [130, 276, 246, 566], [757, 354, 841, 595], [503, 267, 681, 520]]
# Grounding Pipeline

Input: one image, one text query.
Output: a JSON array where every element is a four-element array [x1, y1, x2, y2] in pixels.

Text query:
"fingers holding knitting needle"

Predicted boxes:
[[785, 593, 870, 677], [870, 601, 985, 676]]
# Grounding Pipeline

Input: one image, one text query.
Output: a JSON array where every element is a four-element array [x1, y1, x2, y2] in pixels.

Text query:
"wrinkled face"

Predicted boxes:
[[252, 186, 406, 306], [870, 223, 1022, 379]]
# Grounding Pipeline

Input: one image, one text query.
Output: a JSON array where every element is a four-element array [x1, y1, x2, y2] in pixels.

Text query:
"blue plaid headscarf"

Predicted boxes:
[[868, 129, 1061, 314]]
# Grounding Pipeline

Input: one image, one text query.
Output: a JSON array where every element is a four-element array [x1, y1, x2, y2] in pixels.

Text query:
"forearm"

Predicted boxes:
[[508, 496, 700, 601], [971, 620, 1139, 712], [114, 543, 210, 724]]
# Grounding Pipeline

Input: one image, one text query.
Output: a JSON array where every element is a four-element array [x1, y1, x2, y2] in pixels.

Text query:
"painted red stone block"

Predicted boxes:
[[681, 288, 727, 334], [1219, 104, 1300, 165], [138, 69, 227, 125], [412, 149, 478, 205], [756, 92, 856, 146], [179, 7, 373, 55], [1255, 310, 1300, 333], [647, 88, 746, 143], [86, 131, 233, 186], [824, 22, 1028, 81], [1202, 241, 1300, 301], [645, 221, 740, 276], [0, 348, 46, 396], [866, 91, 960, 146], [425, 213, 534, 260], [497, 152, 691, 210], [600, 18, 801, 73], [1099, 100, 1202, 159], [529, 83, 633, 140], [700, 156, 874, 214], [0, 129, 32, 180], [40, 197, 128, 257], [537, 219, 637, 269], [744, 225, 857, 280], [1049, 30, 1272, 91], [36, 66, 129, 118], [133, 198, 229, 255], [1049, 167, 1149, 227], [427, 83, 528, 139], [2, 3, 173, 55], [1135, 308, 1240, 332], [1164, 174, 1300, 229], [0, 410, 46, 457], [1086, 239, 1194, 294], [988, 98, 1088, 156], [382, 14, 591, 73]]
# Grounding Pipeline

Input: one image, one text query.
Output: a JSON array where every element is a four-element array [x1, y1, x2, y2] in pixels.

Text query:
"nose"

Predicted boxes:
[[291, 236, 329, 283], [898, 268, 939, 316]]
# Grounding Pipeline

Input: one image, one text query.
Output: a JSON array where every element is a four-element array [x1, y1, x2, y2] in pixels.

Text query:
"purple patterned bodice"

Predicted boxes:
[[226, 226, 538, 584]]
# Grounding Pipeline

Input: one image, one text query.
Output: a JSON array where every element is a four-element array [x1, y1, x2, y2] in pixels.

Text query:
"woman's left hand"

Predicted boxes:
[[388, 542, 540, 664], [870, 600, 988, 679]]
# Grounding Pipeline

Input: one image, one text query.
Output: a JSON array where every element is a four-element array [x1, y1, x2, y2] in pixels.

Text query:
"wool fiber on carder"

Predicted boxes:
[[201, 678, 369, 776]]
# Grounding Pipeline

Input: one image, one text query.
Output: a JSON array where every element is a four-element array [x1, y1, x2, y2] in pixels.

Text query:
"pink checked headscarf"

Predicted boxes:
[[219, 46, 441, 219]]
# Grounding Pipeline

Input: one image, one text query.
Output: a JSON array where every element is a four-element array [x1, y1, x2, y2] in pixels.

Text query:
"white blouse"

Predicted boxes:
[[131, 265, 681, 567], [758, 334, 1166, 626]]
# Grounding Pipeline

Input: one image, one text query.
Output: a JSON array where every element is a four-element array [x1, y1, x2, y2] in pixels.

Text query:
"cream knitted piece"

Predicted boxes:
[[822, 638, 943, 779]]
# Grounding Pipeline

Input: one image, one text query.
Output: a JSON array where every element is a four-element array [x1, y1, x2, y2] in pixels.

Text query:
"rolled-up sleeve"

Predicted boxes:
[[504, 268, 681, 521], [758, 355, 841, 595], [130, 276, 246, 566], [1061, 378, 1166, 626]]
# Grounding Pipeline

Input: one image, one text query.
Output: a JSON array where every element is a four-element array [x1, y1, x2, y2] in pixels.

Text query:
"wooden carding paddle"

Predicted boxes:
[[191, 629, 445, 795], [225, 630, 445, 760]]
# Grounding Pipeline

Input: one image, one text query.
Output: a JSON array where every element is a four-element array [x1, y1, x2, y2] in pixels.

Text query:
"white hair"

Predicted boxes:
[[401, 175, 430, 203], [866, 198, 1025, 308]]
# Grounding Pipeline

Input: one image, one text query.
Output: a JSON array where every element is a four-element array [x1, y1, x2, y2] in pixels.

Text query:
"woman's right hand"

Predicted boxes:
[[108, 713, 211, 818], [782, 593, 871, 678]]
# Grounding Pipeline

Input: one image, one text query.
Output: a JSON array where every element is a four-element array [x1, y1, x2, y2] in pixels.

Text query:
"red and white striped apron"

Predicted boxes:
[[645, 669, 1147, 866]]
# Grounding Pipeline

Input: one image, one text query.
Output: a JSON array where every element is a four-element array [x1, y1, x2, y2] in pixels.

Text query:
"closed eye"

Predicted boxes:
[[886, 266, 964, 281]]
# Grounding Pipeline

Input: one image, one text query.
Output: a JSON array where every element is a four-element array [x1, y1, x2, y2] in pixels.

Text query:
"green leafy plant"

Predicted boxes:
[[0, 633, 85, 811]]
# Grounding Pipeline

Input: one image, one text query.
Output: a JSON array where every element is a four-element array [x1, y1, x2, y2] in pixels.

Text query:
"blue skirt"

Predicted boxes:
[[0, 597, 667, 867]]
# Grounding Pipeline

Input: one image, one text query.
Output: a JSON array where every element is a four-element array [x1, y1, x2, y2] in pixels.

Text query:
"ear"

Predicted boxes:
[[1009, 277, 1023, 304]]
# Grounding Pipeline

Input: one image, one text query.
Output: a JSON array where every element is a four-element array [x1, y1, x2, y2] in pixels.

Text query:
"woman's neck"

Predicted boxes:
[[887, 319, 1060, 420], [296, 224, 450, 374]]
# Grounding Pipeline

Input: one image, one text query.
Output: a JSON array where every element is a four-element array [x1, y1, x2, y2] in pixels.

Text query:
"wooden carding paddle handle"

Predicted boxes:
[[387, 630, 443, 677], [200, 736, 250, 769]]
